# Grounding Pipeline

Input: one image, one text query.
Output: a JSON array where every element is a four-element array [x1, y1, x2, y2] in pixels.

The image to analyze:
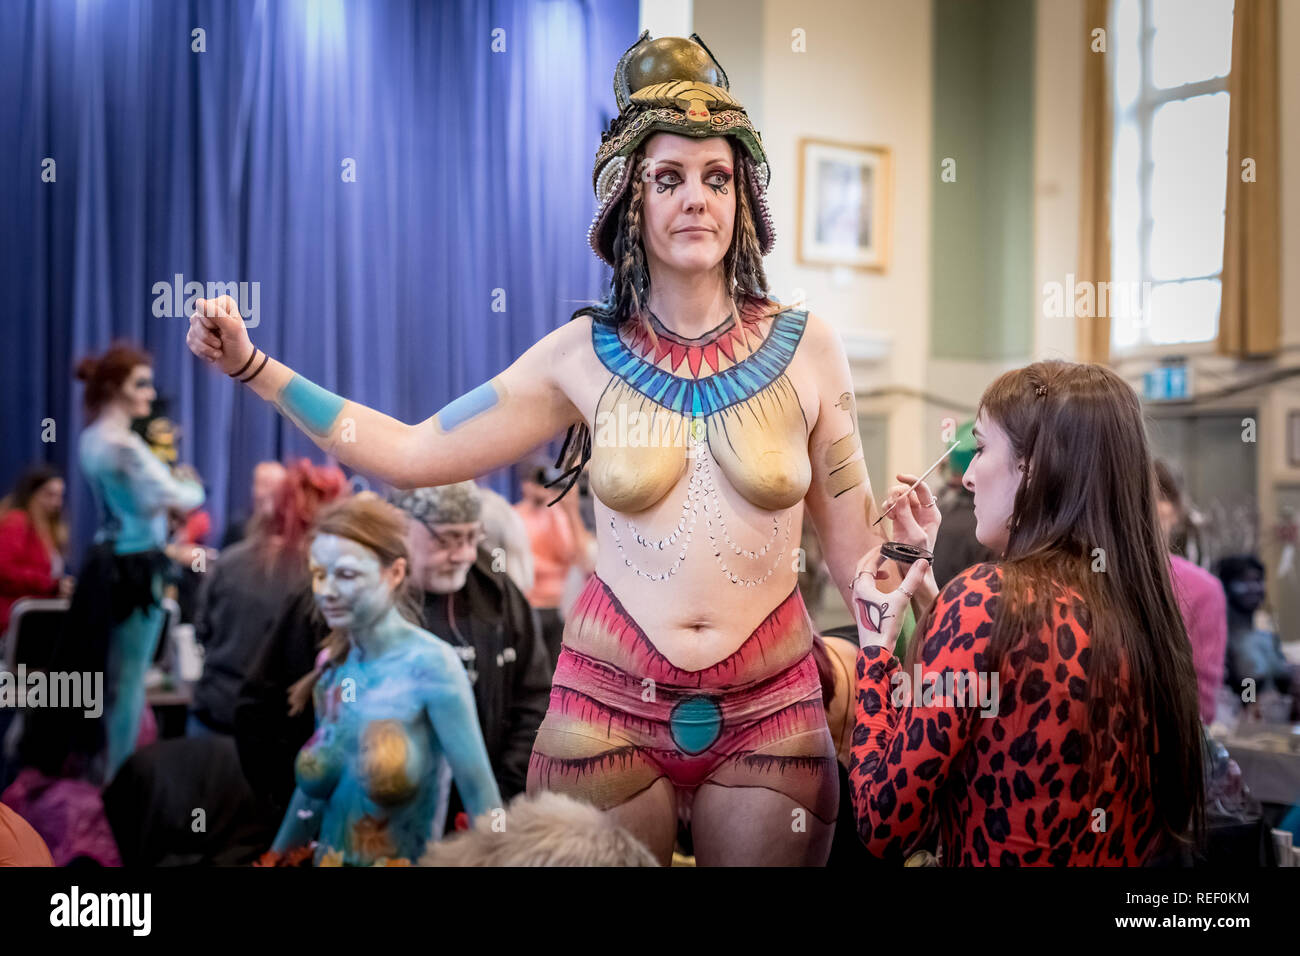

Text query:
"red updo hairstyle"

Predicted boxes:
[[75, 342, 152, 417], [262, 458, 349, 571]]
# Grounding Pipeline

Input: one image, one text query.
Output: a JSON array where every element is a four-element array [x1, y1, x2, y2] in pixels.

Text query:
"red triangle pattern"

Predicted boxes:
[[621, 310, 768, 380]]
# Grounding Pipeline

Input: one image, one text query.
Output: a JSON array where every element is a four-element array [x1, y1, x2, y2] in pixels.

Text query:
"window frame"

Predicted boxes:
[[1110, 0, 1232, 355]]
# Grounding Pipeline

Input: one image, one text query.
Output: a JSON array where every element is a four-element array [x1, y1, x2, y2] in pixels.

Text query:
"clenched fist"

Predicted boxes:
[[187, 295, 255, 376]]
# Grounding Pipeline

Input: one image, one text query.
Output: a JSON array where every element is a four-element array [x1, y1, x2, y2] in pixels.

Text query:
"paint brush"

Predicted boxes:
[[871, 442, 961, 527]]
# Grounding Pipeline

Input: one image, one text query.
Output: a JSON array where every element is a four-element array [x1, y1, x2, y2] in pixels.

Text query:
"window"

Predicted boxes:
[[1110, 0, 1234, 350]]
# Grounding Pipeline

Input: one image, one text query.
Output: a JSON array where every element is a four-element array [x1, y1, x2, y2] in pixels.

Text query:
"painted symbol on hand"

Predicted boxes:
[[857, 598, 891, 634]]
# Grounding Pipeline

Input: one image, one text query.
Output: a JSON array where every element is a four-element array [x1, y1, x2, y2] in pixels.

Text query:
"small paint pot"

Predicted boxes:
[[881, 541, 932, 565]]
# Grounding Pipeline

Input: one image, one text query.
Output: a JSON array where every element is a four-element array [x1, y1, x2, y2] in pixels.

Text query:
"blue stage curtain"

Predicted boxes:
[[0, 0, 635, 557]]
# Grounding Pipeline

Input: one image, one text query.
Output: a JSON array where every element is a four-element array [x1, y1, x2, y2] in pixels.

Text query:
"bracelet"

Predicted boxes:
[[241, 350, 271, 383], [228, 347, 258, 379]]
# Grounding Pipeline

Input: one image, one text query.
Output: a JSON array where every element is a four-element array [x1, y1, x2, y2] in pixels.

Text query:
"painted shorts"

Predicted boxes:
[[527, 575, 838, 824]]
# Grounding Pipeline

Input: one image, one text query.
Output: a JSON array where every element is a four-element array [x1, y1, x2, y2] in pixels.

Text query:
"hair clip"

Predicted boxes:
[[1035, 384, 1048, 397]]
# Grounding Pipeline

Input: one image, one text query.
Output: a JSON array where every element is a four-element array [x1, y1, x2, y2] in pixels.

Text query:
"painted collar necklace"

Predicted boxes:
[[594, 307, 808, 419], [620, 308, 765, 377]]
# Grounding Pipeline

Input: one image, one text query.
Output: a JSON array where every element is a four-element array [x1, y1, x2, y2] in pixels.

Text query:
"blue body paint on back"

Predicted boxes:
[[282, 375, 347, 436], [438, 381, 500, 431]]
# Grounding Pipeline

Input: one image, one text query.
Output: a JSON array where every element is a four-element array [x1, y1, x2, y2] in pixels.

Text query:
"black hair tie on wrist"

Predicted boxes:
[[229, 348, 258, 379], [241, 351, 271, 384], [881, 541, 933, 565]]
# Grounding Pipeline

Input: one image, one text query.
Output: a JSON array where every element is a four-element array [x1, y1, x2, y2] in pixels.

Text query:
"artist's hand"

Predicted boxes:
[[187, 295, 255, 376], [881, 473, 941, 553], [852, 546, 931, 652]]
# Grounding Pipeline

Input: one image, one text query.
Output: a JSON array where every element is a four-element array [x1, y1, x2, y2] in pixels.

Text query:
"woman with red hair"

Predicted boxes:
[[189, 459, 346, 736], [75, 343, 205, 779]]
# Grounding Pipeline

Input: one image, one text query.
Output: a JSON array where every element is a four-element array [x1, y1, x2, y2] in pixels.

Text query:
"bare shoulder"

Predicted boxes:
[[513, 314, 594, 377], [404, 628, 470, 686], [797, 310, 847, 360]]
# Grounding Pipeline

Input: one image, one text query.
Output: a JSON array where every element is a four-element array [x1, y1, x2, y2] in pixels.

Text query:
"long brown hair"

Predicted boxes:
[[913, 360, 1204, 854], [286, 496, 423, 715], [75, 342, 151, 417], [553, 136, 775, 497]]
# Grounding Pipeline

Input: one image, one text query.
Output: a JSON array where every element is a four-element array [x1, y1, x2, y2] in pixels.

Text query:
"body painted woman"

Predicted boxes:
[[268, 497, 501, 866], [76, 344, 204, 779], [188, 34, 937, 865]]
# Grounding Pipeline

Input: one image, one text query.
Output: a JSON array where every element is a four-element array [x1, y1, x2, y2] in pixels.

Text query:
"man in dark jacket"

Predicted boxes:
[[233, 482, 551, 839]]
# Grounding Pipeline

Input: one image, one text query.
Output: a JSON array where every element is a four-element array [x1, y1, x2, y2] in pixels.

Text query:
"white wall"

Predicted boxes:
[[672, 2, 1300, 630], [697, 0, 934, 482]]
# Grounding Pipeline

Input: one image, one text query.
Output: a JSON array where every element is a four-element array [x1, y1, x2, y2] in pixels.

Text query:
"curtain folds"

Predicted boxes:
[[0, 0, 637, 556], [1218, 0, 1281, 358], [1077, 0, 1113, 366]]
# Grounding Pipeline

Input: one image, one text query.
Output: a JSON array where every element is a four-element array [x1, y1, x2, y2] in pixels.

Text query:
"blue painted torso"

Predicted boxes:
[[290, 628, 495, 866]]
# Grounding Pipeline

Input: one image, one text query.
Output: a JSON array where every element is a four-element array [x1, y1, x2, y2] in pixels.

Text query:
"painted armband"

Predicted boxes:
[[434, 379, 504, 433], [275, 375, 347, 439]]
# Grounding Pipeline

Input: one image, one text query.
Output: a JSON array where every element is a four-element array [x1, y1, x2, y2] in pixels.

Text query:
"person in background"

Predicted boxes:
[[0, 465, 73, 634], [235, 481, 551, 845], [74, 342, 205, 780], [264, 496, 501, 866], [390, 483, 551, 823], [1153, 460, 1227, 724], [1216, 554, 1293, 705], [220, 461, 287, 549], [513, 461, 595, 666], [849, 361, 1205, 865], [189, 459, 347, 736], [477, 483, 534, 596], [930, 419, 994, 589]]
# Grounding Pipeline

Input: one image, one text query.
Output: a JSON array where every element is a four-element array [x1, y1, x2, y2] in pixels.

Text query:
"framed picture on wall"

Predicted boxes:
[[1289, 411, 1300, 467], [797, 138, 892, 271]]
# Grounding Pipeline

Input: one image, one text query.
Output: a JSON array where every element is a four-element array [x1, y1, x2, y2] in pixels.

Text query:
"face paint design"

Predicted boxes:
[[121, 365, 156, 418], [640, 133, 736, 277], [308, 534, 393, 633]]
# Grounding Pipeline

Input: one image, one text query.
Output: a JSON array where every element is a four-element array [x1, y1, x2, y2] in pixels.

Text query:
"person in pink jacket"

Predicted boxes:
[[1155, 460, 1227, 723]]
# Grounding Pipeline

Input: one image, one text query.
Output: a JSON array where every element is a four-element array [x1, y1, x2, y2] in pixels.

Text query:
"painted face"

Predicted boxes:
[[120, 364, 156, 418], [963, 411, 1024, 555], [309, 533, 397, 632], [639, 132, 737, 279], [406, 519, 481, 595], [31, 478, 64, 518]]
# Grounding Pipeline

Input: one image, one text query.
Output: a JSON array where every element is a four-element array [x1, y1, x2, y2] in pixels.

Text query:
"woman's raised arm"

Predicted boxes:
[[187, 295, 582, 489]]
